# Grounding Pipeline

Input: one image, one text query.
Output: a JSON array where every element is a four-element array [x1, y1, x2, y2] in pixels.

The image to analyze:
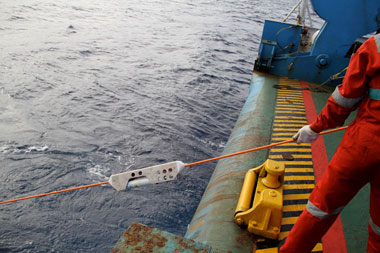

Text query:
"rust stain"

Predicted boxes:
[[188, 214, 206, 225], [175, 237, 209, 253], [177, 237, 190, 249], [121, 223, 168, 251], [235, 118, 249, 129], [115, 224, 210, 252], [233, 230, 257, 250], [187, 219, 205, 235], [128, 240, 137, 246], [130, 222, 153, 235], [153, 234, 166, 247], [145, 241, 154, 250], [282, 153, 294, 161], [193, 194, 239, 218], [285, 99, 294, 104]]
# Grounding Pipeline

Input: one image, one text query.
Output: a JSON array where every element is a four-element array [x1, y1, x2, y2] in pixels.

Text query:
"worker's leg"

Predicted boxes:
[[280, 165, 365, 252], [367, 169, 380, 253], [280, 133, 369, 253], [280, 208, 339, 252]]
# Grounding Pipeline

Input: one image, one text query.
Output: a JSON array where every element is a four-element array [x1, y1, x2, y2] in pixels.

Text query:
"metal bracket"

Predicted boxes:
[[109, 161, 185, 191]]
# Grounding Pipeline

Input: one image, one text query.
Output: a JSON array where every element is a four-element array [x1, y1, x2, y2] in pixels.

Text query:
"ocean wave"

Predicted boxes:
[[0, 0, 324, 251], [0, 144, 49, 154]]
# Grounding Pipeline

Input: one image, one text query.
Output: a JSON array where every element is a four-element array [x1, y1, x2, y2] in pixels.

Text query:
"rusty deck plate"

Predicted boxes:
[[112, 222, 211, 253]]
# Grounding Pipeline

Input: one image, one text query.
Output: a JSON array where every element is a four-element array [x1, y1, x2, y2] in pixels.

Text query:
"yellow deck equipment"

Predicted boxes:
[[234, 159, 285, 239]]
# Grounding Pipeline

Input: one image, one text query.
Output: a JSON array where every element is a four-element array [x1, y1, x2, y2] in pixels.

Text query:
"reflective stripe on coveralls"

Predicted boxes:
[[375, 34, 380, 53], [332, 85, 362, 108], [369, 88, 380, 100], [306, 200, 344, 219], [367, 33, 380, 100], [369, 217, 380, 236]]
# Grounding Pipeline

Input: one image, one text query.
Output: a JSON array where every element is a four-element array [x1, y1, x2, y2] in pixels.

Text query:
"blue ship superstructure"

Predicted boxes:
[[254, 0, 380, 85]]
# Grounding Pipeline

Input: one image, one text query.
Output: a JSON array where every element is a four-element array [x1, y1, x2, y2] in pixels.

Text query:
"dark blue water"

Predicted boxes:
[[0, 0, 319, 252]]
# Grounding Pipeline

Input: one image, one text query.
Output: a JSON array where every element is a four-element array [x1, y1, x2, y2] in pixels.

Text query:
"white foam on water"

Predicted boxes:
[[26, 145, 49, 152], [87, 164, 110, 181], [196, 137, 226, 150], [0, 144, 49, 154], [0, 145, 11, 154]]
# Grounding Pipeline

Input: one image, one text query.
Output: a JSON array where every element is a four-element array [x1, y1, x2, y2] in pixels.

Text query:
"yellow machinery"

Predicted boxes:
[[234, 159, 285, 239]]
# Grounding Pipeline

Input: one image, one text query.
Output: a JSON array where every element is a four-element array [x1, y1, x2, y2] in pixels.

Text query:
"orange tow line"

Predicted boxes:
[[0, 126, 348, 205]]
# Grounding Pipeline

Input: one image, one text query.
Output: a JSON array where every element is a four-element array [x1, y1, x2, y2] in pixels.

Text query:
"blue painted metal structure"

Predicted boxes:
[[255, 0, 380, 85]]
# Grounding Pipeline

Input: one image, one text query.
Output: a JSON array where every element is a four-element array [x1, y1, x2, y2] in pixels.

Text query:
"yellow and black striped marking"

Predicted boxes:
[[269, 78, 322, 252]]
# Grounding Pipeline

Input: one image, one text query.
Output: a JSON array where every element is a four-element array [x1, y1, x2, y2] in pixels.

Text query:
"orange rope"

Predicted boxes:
[[0, 126, 348, 205], [0, 181, 109, 205], [185, 139, 295, 167], [184, 126, 347, 167]]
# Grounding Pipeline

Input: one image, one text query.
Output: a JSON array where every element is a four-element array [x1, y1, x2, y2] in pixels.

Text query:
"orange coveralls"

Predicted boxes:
[[280, 35, 380, 252]]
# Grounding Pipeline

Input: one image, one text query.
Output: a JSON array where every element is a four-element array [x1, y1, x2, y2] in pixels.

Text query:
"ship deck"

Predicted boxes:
[[257, 72, 368, 252], [113, 72, 369, 253], [185, 71, 368, 252]]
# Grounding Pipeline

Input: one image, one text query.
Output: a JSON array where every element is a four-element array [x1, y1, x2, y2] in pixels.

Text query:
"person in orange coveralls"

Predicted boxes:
[[280, 34, 380, 252]]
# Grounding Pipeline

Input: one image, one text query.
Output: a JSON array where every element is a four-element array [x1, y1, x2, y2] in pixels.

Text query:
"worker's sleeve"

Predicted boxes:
[[311, 36, 380, 133]]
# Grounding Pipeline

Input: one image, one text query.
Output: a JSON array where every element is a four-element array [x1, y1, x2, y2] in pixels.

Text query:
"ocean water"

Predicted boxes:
[[0, 0, 320, 252]]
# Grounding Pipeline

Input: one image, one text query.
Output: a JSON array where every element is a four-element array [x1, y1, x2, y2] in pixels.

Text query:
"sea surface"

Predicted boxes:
[[0, 0, 320, 252]]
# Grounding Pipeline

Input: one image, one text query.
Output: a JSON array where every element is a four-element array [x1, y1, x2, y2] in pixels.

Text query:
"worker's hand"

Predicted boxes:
[[293, 125, 319, 144]]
